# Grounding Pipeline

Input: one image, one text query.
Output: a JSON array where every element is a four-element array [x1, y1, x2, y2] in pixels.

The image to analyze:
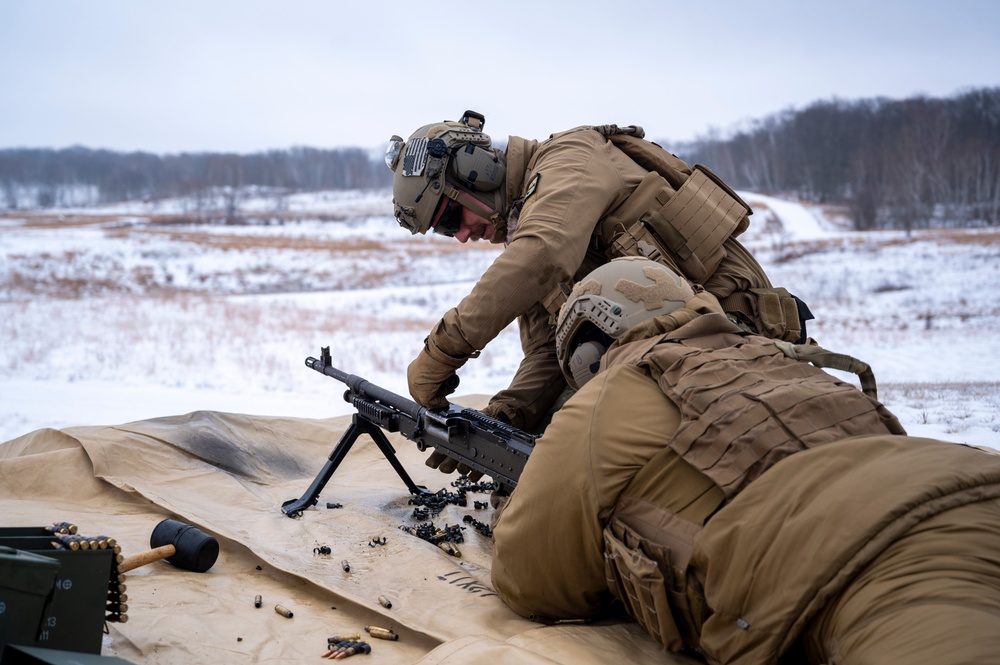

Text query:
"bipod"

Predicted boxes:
[[281, 413, 431, 517]]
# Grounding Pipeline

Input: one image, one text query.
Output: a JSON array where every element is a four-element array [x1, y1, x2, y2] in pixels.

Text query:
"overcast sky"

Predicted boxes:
[[2, 0, 998, 155]]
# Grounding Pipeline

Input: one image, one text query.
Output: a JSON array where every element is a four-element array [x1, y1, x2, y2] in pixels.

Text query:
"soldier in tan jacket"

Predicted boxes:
[[491, 257, 1000, 664], [386, 111, 809, 440]]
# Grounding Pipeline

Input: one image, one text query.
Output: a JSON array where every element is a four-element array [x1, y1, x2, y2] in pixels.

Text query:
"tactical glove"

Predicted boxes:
[[425, 450, 460, 474], [407, 336, 467, 410]]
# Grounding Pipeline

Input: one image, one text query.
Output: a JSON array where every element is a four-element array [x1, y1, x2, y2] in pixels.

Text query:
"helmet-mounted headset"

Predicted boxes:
[[387, 110, 506, 235]]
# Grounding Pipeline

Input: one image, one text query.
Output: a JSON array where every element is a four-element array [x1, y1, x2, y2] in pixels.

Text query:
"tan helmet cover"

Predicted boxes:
[[386, 111, 506, 235], [555, 256, 695, 389]]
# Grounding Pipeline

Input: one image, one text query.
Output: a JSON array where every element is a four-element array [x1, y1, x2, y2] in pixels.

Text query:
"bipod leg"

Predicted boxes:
[[365, 424, 432, 498], [281, 415, 368, 517], [281, 414, 430, 517]]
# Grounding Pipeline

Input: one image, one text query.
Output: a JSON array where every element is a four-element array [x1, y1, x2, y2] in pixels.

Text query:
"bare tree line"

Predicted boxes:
[[676, 87, 1000, 230], [4, 89, 999, 231], [0, 146, 390, 218]]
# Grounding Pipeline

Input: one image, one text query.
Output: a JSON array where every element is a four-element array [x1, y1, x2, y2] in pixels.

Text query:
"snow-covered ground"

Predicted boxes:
[[1, 190, 998, 449]]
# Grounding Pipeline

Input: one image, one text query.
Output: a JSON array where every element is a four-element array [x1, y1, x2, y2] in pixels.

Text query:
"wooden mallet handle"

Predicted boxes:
[[119, 544, 177, 573]]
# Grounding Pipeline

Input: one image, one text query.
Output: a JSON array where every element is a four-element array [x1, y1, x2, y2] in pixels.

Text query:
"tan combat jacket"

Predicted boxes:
[[432, 128, 773, 430], [491, 294, 906, 653]]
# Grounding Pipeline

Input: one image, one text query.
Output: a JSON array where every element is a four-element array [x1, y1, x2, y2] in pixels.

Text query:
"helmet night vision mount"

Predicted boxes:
[[388, 110, 507, 236]]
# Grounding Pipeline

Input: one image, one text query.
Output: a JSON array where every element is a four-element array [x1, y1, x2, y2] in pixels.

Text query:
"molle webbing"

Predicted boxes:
[[645, 336, 902, 498], [638, 165, 750, 284]]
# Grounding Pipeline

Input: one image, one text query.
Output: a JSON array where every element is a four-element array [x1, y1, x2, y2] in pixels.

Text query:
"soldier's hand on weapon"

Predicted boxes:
[[407, 338, 466, 409], [425, 450, 460, 473], [424, 451, 485, 482]]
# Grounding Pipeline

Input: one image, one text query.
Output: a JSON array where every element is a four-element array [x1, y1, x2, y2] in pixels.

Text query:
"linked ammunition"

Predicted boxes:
[[377, 595, 392, 609], [324, 640, 371, 659], [254, 595, 262, 608], [274, 604, 294, 618], [47, 521, 78, 535], [341, 560, 351, 572], [333, 644, 369, 659], [365, 625, 398, 641]]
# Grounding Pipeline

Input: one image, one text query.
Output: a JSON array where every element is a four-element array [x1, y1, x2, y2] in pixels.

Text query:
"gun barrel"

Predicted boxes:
[[306, 356, 425, 421]]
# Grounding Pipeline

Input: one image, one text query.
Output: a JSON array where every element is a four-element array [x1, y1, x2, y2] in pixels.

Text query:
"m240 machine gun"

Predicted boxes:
[[281, 347, 536, 517]]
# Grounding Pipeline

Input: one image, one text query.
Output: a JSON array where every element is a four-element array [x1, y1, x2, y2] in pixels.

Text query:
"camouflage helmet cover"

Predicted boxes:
[[386, 110, 506, 235], [555, 256, 695, 389]]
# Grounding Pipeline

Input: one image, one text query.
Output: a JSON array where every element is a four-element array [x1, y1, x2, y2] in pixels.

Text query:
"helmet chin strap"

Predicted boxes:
[[444, 183, 508, 241]]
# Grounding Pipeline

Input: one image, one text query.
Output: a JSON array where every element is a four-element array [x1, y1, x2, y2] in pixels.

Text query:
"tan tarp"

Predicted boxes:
[[0, 398, 700, 664]]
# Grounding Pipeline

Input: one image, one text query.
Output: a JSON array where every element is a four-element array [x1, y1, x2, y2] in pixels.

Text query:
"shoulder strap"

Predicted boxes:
[[773, 340, 879, 400]]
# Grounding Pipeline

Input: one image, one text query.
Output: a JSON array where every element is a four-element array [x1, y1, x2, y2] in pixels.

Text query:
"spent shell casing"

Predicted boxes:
[[274, 604, 294, 618], [437, 541, 461, 558], [254, 594, 262, 608], [327, 634, 361, 643], [377, 595, 392, 609], [341, 559, 350, 572], [365, 625, 398, 640]]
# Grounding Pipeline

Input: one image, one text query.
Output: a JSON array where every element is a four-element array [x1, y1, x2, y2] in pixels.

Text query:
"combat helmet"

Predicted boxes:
[[386, 110, 506, 236], [555, 257, 694, 389]]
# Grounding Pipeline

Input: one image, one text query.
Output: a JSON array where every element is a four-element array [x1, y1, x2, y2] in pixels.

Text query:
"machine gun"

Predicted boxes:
[[281, 347, 536, 517]]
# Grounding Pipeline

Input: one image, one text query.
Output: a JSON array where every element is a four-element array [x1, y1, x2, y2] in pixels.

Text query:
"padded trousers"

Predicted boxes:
[[803, 498, 1000, 664]]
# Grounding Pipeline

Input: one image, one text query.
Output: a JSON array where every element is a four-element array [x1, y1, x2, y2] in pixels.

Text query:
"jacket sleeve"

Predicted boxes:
[[484, 302, 567, 431]]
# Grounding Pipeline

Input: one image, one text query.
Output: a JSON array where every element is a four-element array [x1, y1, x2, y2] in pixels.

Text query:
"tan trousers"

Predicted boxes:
[[804, 498, 1000, 664]]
